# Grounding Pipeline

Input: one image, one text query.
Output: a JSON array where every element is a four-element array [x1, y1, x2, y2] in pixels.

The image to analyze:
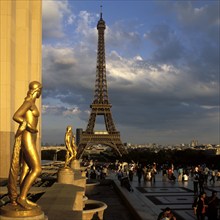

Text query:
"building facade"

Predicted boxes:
[[0, 1, 42, 178]]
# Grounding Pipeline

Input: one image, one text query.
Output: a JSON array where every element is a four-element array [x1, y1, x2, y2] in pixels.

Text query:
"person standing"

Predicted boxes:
[[193, 192, 208, 220], [142, 165, 147, 182], [217, 170, 220, 181], [198, 171, 205, 194], [193, 167, 200, 195], [151, 162, 157, 183], [209, 168, 216, 184], [136, 165, 143, 184], [101, 166, 108, 179], [204, 166, 209, 185], [128, 165, 134, 182], [207, 191, 219, 220], [178, 166, 183, 182]]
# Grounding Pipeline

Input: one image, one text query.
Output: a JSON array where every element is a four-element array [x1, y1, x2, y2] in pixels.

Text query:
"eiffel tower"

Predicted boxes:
[[76, 9, 127, 159]]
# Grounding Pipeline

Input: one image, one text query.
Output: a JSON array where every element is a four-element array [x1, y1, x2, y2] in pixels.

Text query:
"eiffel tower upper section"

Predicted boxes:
[[85, 11, 117, 134], [93, 12, 109, 106]]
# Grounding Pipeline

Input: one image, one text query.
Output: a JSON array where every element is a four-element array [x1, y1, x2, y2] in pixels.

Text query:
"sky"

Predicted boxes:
[[41, 0, 219, 146]]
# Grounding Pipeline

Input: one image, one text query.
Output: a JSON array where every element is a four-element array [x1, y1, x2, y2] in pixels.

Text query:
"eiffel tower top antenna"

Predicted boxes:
[[100, 0, 103, 17], [100, 1, 102, 18]]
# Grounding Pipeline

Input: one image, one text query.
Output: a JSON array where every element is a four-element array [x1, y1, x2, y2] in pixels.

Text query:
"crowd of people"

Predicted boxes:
[[192, 165, 220, 195], [82, 160, 109, 180], [115, 161, 158, 184], [115, 162, 220, 220], [191, 165, 220, 220], [192, 190, 219, 220], [82, 159, 219, 219]]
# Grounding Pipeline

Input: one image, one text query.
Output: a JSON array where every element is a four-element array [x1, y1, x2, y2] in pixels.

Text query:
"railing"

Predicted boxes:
[[41, 146, 66, 151]]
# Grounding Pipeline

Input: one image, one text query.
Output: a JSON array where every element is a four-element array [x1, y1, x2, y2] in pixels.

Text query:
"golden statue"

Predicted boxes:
[[7, 81, 42, 210], [64, 126, 77, 167]]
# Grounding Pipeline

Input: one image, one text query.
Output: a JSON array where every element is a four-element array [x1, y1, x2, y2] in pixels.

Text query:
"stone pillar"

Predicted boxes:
[[0, 0, 42, 178], [70, 159, 81, 170], [57, 167, 75, 184]]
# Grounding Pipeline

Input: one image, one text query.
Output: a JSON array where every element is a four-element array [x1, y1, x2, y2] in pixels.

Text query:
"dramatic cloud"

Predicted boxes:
[[106, 21, 142, 55], [144, 24, 184, 63], [42, 104, 80, 116], [174, 2, 219, 34], [41, 1, 219, 145], [42, 0, 71, 39]]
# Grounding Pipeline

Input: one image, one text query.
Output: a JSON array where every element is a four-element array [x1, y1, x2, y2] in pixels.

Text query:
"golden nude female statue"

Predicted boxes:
[[7, 81, 42, 210], [64, 126, 77, 167]]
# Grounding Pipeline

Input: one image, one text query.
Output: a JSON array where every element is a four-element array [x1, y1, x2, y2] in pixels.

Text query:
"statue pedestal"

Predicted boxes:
[[70, 159, 80, 170], [81, 170, 86, 177], [0, 203, 47, 220], [57, 167, 74, 184]]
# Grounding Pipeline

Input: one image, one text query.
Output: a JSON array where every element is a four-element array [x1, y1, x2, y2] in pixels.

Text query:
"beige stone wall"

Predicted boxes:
[[0, 1, 42, 178]]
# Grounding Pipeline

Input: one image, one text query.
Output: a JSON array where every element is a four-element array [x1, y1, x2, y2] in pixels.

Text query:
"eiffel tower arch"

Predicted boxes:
[[77, 10, 127, 159]]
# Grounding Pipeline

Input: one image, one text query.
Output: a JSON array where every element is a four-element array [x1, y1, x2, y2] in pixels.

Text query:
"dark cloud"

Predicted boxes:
[[173, 2, 219, 34], [42, 45, 95, 107], [144, 24, 184, 63], [106, 20, 142, 56]]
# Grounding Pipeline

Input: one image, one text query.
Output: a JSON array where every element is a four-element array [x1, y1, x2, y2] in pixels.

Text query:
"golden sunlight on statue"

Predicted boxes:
[[7, 81, 42, 210], [64, 126, 77, 168]]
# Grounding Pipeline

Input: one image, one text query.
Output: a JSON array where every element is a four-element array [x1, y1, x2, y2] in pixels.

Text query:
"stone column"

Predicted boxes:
[[0, 0, 42, 178]]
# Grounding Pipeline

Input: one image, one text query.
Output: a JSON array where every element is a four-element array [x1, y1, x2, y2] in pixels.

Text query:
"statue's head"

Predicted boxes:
[[66, 126, 72, 132], [28, 81, 42, 98]]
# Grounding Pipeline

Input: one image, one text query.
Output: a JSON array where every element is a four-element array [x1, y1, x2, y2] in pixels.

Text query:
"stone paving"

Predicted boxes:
[[88, 179, 134, 220], [1, 169, 220, 220], [109, 171, 220, 220]]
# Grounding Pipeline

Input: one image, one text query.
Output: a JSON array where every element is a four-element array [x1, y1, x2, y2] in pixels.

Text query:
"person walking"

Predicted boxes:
[[151, 162, 157, 183], [193, 192, 208, 220], [209, 169, 216, 184], [198, 171, 205, 194], [204, 166, 209, 185], [193, 167, 200, 195]]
